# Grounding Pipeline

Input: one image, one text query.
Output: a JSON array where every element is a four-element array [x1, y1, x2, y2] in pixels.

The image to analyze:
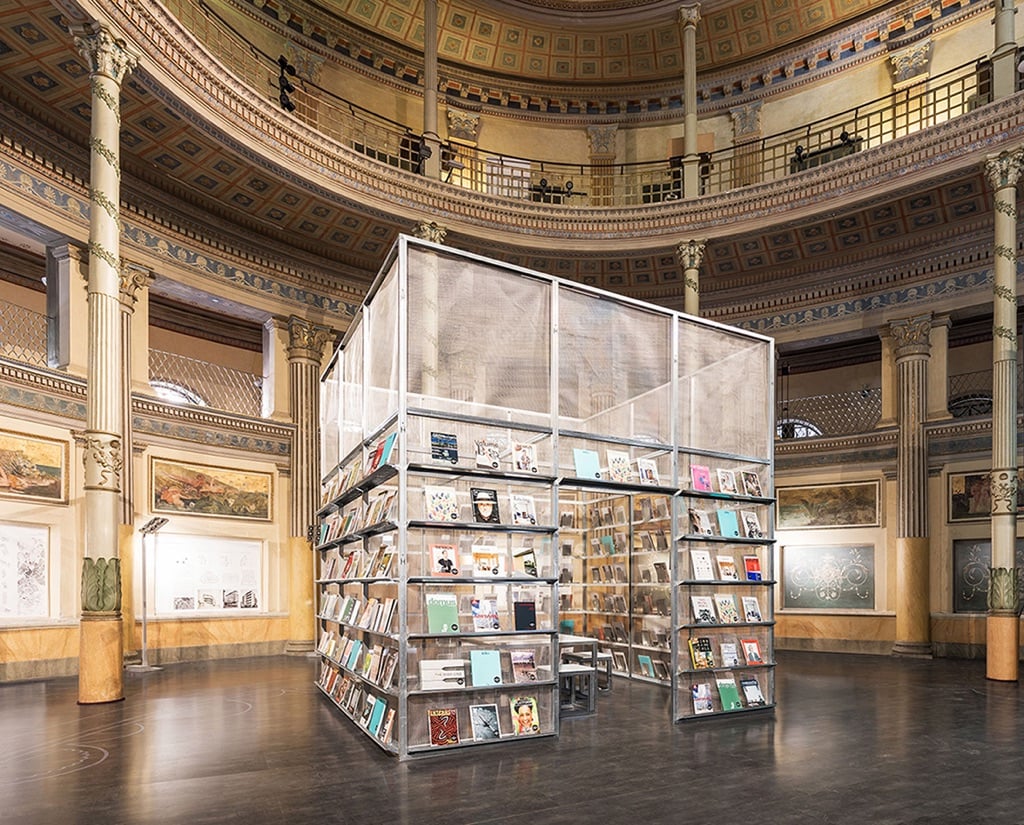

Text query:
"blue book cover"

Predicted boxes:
[[716, 509, 741, 538], [469, 649, 503, 686], [572, 448, 601, 479]]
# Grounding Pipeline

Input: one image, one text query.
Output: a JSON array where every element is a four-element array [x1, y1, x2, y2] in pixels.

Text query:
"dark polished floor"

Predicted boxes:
[[2, 651, 1022, 825]]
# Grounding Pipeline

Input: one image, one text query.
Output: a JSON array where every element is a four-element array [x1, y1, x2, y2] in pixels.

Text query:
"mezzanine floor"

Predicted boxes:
[[1, 651, 1022, 825]]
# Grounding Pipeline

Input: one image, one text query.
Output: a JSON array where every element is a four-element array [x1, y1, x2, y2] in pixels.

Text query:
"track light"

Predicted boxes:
[[277, 54, 297, 112]]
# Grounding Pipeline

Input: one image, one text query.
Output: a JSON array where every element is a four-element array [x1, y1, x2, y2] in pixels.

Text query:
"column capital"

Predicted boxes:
[[119, 261, 153, 307], [71, 23, 138, 84], [984, 147, 1024, 191], [729, 100, 763, 140], [889, 313, 933, 358], [286, 315, 331, 362], [675, 239, 707, 270], [678, 3, 701, 28], [587, 124, 618, 156], [414, 220, 448, 244]]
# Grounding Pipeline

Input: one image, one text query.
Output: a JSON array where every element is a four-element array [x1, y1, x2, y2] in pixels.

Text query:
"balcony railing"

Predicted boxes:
[[161, 0, 1008, 209], [149, 349, 263, 418], [0, 301, 47, 367], [778, 387, 883, 439]]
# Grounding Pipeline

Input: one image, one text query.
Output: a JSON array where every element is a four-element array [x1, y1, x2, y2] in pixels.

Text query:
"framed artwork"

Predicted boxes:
[[776, 481, 879, 529], [951, 538, 1024, 613], [0, 521, 48, 617], [0, 429, 68, 504], [154, 534, 262, 613], [781, 544, 875, 610], [947, 471, 1024, 522], [151, 458, 272, 521]]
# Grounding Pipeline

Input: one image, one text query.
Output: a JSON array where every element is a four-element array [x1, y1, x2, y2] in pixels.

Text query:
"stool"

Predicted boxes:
[[563, 651, 614, 692], [558, 663, 597, 717]]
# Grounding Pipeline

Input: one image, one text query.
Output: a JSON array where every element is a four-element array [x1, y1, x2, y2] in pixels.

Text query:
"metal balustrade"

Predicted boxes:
[[160, 0, 1006, 209], [149, 349, 263, 418], [0, 301, 47, 367], [778, 387, 883, 438]]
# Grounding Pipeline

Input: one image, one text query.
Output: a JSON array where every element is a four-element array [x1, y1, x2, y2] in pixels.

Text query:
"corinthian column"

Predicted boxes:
[[675, 239, 706, 316], [984, 148, 1023, 681], [286, 316, 331, 654], [889, 314, 933, 658], [421, 0, 441, 179], [72, 22, 137, 704], [678, 4, 701, 198]]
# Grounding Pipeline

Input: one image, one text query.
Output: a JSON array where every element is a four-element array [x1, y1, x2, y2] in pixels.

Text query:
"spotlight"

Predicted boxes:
[[277, 54, 298, 112]]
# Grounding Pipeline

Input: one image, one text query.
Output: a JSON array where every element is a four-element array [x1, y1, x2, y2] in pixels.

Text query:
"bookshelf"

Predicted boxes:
[[317, 235, 775, 752]]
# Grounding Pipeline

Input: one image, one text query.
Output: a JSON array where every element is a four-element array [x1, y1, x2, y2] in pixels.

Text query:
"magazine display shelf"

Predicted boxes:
[[318, 235, 775, 749], [674, 457, 776, 720]]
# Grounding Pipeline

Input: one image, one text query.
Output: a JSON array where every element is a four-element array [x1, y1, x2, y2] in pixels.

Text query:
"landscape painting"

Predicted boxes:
[[777, 481, 879, 529], [151, 458, 272, 521], [0, 430, 67, 504]]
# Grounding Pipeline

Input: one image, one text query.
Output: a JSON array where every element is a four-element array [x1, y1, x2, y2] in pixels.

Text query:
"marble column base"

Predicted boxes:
[[78, 613, 124, 704], [985, 613, 1020, 682], [284, 640, 316, 656], [891, 640, 933, 658]]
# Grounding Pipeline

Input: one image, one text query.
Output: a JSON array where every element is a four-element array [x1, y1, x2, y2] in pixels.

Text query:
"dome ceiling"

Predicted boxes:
[[308, 0, 884, 83]]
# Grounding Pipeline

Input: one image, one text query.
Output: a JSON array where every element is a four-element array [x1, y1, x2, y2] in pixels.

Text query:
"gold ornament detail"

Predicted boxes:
[[287, 316, 330, 360], [889, 314, 932, 356], [990, 469, 1017, 515], [87, 241, 120, 273], [89, 137, 119, 177], [675, 239, 706, 271], [90, 78, 120, 123], [414, 221, 448, 243], [90, 187, 119, 222], [72, 24, 138, 84]]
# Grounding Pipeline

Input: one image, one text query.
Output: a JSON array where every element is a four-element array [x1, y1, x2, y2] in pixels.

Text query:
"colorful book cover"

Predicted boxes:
[[740, 677, 767, 706], [469, 703, 502, 740], [428, 707, 460, 746], [716, 468, 738, 494], [510, 494, 537, 526], [714, 593, 741, 623], [430, 431, 459, 464], [691, 682, 715, 714], [606, 449, 633, 483], [472, 547, 505, 577], [690, 464, 713, 492], [475, 436, 504, 470], [513, 548, 538, 577], [743, 554, 763, 581], [636, 457, 660, 485], [741, 637, 765, 665], [688, 508, 715, 536], [690, 549, 715, 580], [688, 636, 715, 668], [716, 555, 739, 580], [430, 543, 459, 577], [637, 653, 655, 678], [471, 595, 501, 631], [510, 649, 538, 683], [424, 486, 460, 522], [716, 509, 741, 538], [469, 649, 503, 686], [572, 448, 602, 480], [716, 677, 744, 711], [510, 695, 540, 735], [425, 592, 460, 633], [741, 595, 763, 623], [377, 432, 398, 467], [741, 470, 763, 498], [691, 595, 717, 624], [513, 442, 538, 474], [470, 487, 501, 523], [367, 695, 387, 736], [740, 510, 764, 538]]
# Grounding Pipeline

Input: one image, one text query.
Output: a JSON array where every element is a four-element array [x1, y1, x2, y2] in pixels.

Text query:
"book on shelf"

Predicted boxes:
[[740, 470, 763, 498], [716, 555, 739, 581], [691, 595, 717, 624], [475, 436, 505, 470], [512, 442, 538, 474], [688, 509, 715, 536], [367, 695, 387, 736], [612, 650, 628, 672], [690, 549, 716, 580], [510, 695, 540, 735], [470, 703, 503, 741], [513, 547, 539, 577], [418, 659, 468, 690], [471, 595, 501, 631], [424, 486, 461, 522], [600, 535, 616, 554], [714, 593, 741, 624], [688, 636, 715, 669], [559, 509, 576, 528], [716, 509, 741, 538], [716, 676, 744, 711], [430, 431, 459, 464], [471, 488, 501, 523], [469, 649, 503, 686], [472, 547, 505, 577], [606, 449, 633, 483], [652, 658, 670, 680], [637, 654, 655, 678], [741, 595, 763, 623], [572, 447, 602, 480], [743, 554, 763, 581], [428, 707, 461, 746], [690, 464, 713, 492], [653, 497, 669, 520], [719, 641, 741, 667], [344, 639, 363, 670], [510, 494, 538, 526], [636, 457, 660, 485], [358, 694, 376, 728], [740, 637, 764, 665], [691, 682, 715, 714], [378, 707, 396, 745], [510, 649, 538, 683], [716, 468, 738, 494], [425, 592, 460, 633], [373, 549, 396, 578], [739, 677, 767, 706], [513, 600, 537, 630], [430, 543, 459, 577], [740, 510, 764, 538]]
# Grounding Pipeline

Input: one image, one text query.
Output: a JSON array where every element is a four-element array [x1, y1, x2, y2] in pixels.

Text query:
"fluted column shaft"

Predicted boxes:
[[73, 22, 138, 704], [286, 317, 331, 654], [421, 0, 441, 179], [676, 239, 706, 317], [984, 148, 1023, 681], [991, 0, 1018, 100], [679, 5, 701, 198], [890, 314, 933, 657]]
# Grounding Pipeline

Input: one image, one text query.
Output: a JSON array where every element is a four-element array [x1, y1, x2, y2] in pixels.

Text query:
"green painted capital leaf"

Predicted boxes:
[[82, 557, 121, 612], [987, 566, 1019, 613]]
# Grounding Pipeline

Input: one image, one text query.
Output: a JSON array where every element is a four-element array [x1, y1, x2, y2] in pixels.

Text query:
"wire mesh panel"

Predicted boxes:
[[405, 245, 552, 426], [148, 350, 261, 417], [321, 353, 341, 473], [340, 317, 365, 458], [365, 266, 400, 433], [0, 301, 47, 367]]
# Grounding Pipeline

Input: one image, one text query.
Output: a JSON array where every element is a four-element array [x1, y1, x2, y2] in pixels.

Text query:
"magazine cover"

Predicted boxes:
[[469, 703, 502, 740], [430, 431, 459, 464], [509, 695, 540, 734], [427, 707, 460, 746], [471, 488, 501, 523]]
